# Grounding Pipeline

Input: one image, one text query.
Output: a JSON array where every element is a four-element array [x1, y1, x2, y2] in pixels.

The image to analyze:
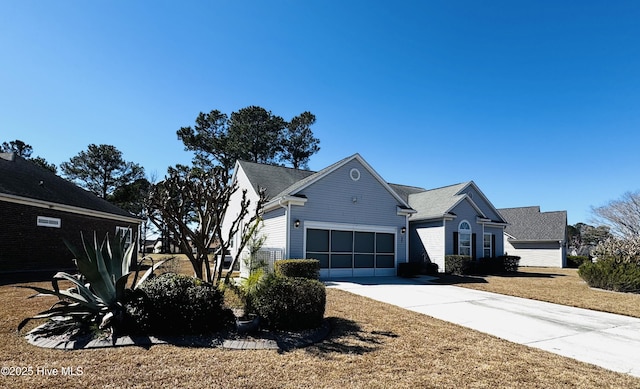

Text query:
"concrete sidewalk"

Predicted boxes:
[[326, 276, 640, 378]]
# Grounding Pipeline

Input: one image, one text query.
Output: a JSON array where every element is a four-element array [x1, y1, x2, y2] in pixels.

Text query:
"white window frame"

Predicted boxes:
[[116, 226, 133, 247], [37, 216, 61, 228], [483, 233, 492, 258], [458, 220, 471, 257]]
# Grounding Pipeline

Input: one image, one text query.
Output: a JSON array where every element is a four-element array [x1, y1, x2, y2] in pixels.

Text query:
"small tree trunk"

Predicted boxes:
[[203, 254, 212, 283]]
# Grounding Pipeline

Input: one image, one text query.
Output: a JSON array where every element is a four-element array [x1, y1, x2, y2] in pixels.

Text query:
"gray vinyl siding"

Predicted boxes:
[[484, 226, 504, 257], [444, 199, 484, 257], [287, 160, 407, 260], [460, 186, 504, 222]]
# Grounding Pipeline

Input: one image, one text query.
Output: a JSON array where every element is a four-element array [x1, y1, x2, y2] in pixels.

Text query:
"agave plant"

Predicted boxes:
[[18, 230, 167, 336]]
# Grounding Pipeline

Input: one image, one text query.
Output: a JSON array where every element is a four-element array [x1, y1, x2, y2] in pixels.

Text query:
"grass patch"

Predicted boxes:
[[456, 267, 640, 318], [2, 267, 640, 387]]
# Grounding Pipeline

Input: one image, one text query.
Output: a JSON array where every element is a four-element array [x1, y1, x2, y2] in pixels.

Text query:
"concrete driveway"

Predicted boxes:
[[326, 276, 640, 378]]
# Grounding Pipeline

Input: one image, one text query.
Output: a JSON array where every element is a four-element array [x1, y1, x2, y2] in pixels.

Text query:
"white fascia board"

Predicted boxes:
[[409, 213, 456, 223], [397, 206, 417, 216], [459, 196, 488, 219], [508, 239, 564, 244], [289, 153, 413, 210], [0, 193, 141, 224], [263, 195, 307, 212], [483, 221, 508, 228], [462, 181, 507, 224]]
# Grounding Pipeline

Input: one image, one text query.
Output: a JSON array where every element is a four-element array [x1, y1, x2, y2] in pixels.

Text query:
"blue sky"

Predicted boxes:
[[2, 1, 639, 225]]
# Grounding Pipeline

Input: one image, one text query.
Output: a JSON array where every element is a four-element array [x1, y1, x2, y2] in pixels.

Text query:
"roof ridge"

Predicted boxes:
[[237, 160, 316, 174], [419, 181, 470, 193]]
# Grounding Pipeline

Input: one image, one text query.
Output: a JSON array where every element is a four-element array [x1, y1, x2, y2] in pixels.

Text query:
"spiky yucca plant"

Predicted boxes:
[[18, 230, 166, 337]]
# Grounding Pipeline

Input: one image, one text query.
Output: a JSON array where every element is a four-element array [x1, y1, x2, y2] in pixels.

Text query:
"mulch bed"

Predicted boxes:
[[25, 318, 331, 351]]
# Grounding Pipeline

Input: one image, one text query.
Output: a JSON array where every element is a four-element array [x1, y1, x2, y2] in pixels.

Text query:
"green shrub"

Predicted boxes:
[[424, 262, 439, 275], [567, 255, 590, 268], [275, 259, 320, 280], [253, 274, 326, 330], [139, 273, 234, 335], [578, 259, 640, 293], [499, 255, 520, 272], [445, 255, 473, 275], [122, 289, 152, 335], [398, 262, 421, 277], [398, 261, 439, 277]]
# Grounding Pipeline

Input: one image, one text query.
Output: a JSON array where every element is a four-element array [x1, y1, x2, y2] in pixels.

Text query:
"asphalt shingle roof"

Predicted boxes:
[[237, 160, 315, 200], [0, 153, 137, 219], [498, 206, 567, 241], [387, 183, 427, 203], [407, 182, 471, 220]]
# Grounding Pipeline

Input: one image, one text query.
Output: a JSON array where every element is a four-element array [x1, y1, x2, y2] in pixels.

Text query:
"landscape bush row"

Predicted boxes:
[[444, 255, 520, 275], [578, 236, 640, 293], [20, 232, 326, 340]]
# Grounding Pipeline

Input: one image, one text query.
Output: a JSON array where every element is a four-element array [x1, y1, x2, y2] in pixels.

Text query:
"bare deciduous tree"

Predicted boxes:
[[591, 190, 640, 238], [148, 164, 266, 284]]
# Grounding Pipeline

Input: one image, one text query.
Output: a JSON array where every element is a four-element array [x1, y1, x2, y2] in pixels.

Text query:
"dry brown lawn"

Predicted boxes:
[[456, 267, 640, 318], [2, 261, 640, 388]]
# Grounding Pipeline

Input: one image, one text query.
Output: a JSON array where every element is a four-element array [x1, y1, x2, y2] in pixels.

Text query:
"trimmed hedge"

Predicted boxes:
[[495, 255, 520, 273], [445, 255, 520, 275], [253, 273, 326, 330], [445, 255, 473, 275], [136, 273, 234, 335], [578, 259, 640, 293], [398, 261, 439, 277], [275, 259, 320, 280]]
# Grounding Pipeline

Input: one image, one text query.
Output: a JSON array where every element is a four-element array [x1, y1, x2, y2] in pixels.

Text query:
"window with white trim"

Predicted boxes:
[[116, 226, 133, 247], [458, 221, 471, 256], [484, 233, 492, 258]]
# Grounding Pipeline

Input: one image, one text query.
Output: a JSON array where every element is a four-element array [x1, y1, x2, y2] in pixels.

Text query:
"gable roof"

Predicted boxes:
[[408, 181, 507, 224], [408, 182, 470, 220], [0, 153, 140, 223], [388, 183, 427, 203], [237, 160, 315, 199], [237, 154, 414, 211], [498, 206, 567, 241]]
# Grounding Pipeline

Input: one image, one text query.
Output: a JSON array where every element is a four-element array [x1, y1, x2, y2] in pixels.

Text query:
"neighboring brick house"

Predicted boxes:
[[0, 153, 141, 273]]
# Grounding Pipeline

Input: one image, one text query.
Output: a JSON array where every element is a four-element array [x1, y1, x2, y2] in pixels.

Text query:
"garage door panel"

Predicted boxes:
[[306, 228, 395, 276]]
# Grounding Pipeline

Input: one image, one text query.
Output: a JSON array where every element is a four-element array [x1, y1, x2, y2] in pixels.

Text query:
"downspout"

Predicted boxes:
[[405, 213, 410, 263], [278, 198, 290, 258]]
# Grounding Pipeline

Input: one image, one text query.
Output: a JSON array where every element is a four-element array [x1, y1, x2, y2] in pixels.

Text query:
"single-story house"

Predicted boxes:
[[498, 206, 568, 267], [224, 153, 509, 277], [0, 153, 141, 273], [406, 182, 508, 272]]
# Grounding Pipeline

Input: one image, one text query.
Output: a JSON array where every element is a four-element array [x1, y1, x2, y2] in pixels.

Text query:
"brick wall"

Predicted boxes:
[[0, 201, 139, 273]]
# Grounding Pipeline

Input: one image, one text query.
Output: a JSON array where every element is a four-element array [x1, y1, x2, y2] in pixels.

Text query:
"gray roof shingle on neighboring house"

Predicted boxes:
[[0, 153, 138, 220], [498, 206, 567, 241]]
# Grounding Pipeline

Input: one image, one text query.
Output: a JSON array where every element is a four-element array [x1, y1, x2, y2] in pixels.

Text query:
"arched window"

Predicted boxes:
[[458, 221, 472, 256]]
